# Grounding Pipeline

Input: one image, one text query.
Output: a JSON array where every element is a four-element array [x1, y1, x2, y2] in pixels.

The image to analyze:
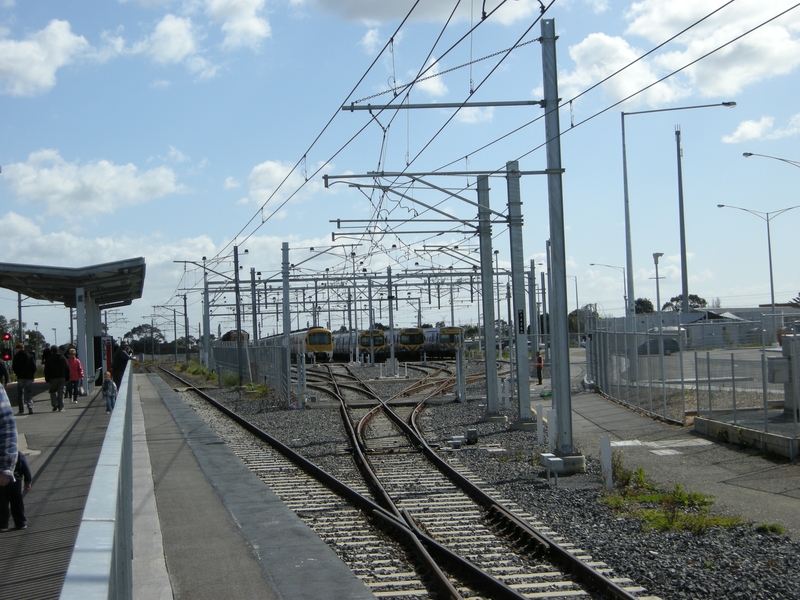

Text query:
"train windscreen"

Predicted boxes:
[[308, 331, 331, 345], [399, 332, 424, 345]]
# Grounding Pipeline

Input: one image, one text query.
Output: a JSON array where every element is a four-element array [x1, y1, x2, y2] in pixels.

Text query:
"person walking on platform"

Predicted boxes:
[[112, 343, 132, 389], [41, 343, 51, 365], [12, 343, 36, 415], [0, 449, 31, 531], [0, 359, 9, 394], [0, 385, 17, 489], [102, 371, 117, 414], [534, 351, 544, 386], [65, 348, 84, 405], [45, 347, 68, 412]]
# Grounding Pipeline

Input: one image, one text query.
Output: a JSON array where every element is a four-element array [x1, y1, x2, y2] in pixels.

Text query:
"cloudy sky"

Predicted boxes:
[[1, 0, 798, 344]]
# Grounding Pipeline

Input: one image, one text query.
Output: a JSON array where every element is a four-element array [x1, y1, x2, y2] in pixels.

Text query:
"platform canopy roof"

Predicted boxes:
[[0, 257, 146, 309]]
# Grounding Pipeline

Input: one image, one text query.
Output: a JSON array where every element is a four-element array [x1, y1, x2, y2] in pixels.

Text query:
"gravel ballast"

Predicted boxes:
[[168, 363, 800, 600]]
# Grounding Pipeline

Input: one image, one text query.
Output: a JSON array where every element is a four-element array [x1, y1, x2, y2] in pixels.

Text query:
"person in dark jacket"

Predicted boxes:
[[0, 451, 31, 531], [0, 450, 31, 531], [44, 347, 68, 412], [41, 343, 51, 365], [0, 359, 9, 390], [112, 343, 132, 389], [12, 344, 36, 415]]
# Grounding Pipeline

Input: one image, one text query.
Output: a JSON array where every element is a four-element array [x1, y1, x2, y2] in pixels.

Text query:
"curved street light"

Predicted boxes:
[[743, 152, 800, 169], [622, 101, 736, 316], [717, 204, 800, 329], [590, 263, 627, 312]]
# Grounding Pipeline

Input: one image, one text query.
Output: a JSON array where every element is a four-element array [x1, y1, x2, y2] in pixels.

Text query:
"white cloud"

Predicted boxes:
[[559, 1, 800, 109], [167, 145, 190, 162], [625, 0, 800, 97], [722, 117, 774, 143], [0, 212, 42, 242], [3, 149, 185, 217], [722, 113, 800, 143], [559, 32, 687, 107], [312, 0, 540, 24], [134, 14, 197, 63], [224, 176, 240, 189], [415, 57, 447, 97], [132, 14, 218, 78], [247, 159, 324, 208], [0, 20, 90, 96], [586, 0, 610, 13], [360, 28, 381, 54], [455, 107, 494, 124], [206, 0, 271, 50]]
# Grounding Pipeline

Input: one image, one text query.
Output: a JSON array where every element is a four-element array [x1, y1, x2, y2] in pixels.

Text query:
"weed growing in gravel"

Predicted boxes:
[[176, 360, 216, 381], [755, 523, 786, 535], [222, 372, 239, 387], [242, 382, 272, 396], [611, 450, 631, 487], [601, 461, 742, 534]]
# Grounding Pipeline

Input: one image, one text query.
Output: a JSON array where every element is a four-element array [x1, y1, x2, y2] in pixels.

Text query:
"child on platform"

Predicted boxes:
[[102, 371, 117, 414]]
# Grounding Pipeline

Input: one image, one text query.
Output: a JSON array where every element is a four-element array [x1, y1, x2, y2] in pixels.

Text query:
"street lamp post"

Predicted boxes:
[[621, 101, 735, 317], [653, 252, 665, 360], [590, 263, 627, 312], [743, 152, 800, 169], [52, 328, 57, 347], [717, 203, 800, 340]]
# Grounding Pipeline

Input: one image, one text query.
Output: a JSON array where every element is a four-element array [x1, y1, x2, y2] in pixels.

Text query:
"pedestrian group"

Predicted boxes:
[[1, 340, 133, 534]]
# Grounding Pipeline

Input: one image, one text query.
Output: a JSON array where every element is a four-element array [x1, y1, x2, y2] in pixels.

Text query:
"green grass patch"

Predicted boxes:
[[242, 381, 273, 396], [221, 372, 239, 387], [755, 523, 786, 535], [175, 360, 216, 381], [602, 458, 741, 535]]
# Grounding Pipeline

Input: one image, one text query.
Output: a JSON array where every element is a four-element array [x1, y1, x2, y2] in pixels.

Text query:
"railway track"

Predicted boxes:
[[154, 365, 656, 599]]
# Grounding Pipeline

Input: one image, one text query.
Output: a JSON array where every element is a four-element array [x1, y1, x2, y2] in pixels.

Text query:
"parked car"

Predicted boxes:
[[637, 338, 680, 356]]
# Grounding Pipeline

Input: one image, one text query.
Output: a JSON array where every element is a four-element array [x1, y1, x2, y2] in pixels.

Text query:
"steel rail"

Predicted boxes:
[[343, 369, 531, 600], [400, 401, 639, 600], [162, 365, 468, 598]]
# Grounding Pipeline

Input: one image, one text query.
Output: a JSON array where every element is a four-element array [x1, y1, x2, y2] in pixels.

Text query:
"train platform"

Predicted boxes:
[[0, 375, 376, 600]]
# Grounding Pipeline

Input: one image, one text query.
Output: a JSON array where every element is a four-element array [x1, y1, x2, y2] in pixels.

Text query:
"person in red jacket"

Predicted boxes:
[[534, 351, 544, 386], [65, 348, 84, 405]]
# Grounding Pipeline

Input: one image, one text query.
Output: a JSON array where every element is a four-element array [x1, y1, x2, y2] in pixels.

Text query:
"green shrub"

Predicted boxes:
[[221, 372, 239, 387]]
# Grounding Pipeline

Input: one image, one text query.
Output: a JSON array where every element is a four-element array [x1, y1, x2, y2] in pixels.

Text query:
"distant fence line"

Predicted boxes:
[[213, 339, 291, 400], [585, 313, 800, 425]]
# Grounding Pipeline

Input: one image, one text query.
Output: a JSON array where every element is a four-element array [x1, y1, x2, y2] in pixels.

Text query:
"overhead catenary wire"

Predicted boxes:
[[190, 1, 798, 310], [367, 0, 795, 234]]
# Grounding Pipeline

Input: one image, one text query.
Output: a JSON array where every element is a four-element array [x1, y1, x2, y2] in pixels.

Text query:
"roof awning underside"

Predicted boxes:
[[0, 258, 146, 309]]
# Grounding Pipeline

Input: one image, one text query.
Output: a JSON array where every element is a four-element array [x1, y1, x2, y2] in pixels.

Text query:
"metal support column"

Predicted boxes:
[[477, 175, 500, 417], [282, 243, 292, 402], [506, 160, 533, 423], [541, 19, 581, 466]]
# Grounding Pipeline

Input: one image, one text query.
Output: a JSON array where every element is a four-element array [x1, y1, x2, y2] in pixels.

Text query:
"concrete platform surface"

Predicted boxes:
[[1, 375, 376, 600], [567, 391, 800, 539]]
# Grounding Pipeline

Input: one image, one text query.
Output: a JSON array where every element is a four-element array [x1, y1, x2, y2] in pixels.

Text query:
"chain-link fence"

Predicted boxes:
[[586, 314, 799, 425], [213, 339, 291, 401]]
